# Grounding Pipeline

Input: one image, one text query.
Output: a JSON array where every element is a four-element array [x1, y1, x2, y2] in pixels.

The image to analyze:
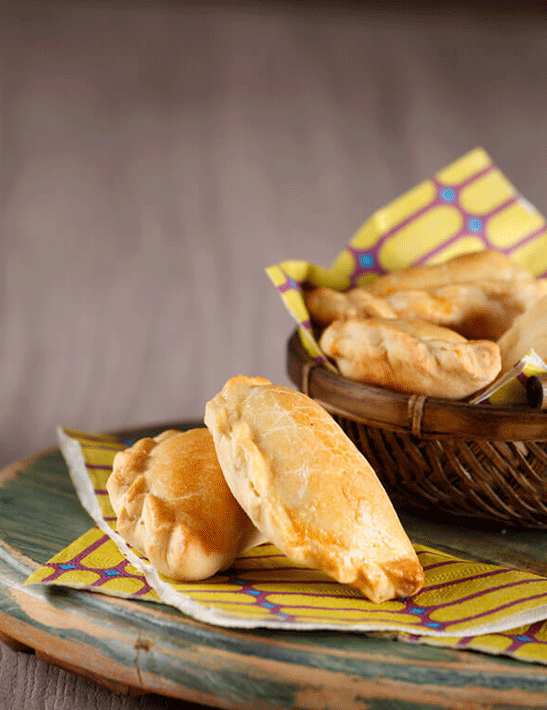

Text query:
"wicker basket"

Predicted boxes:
[[287, 330, 547, 528]]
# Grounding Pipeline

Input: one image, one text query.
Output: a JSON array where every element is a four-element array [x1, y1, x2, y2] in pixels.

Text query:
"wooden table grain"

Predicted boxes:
[[3, 424, 547, 710]]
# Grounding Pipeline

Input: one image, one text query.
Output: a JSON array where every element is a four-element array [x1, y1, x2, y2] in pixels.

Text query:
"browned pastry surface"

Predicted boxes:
[[319, 317, 501, 398], [205, 375, 424, 603], [388, 279, 547, 340], [497, 294, 547, 373], [305, 286, 397, 325], [106, 428, 257, 580], [306, 270, 547, 342], [366, 250, 533, 297]]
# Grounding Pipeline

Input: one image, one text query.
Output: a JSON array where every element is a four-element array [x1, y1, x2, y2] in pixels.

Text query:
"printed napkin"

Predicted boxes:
[[470, 349, 547, 405], [25, 427, 547, 666], [266, 147, 547, 400]]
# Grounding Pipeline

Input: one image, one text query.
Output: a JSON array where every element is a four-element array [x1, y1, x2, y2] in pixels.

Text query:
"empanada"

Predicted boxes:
[[497, 294, 547, 373], [443, 278, 547, 340], [106, 428, 258, 581], [402, 280, 547, 341], [383, 286, 467, 327], [306, 275, 547, 341], [367, 250, 533, 297], [306, 284, 479, 333], [204, 375, 424, 603], [319, 317, 501, 399], [305, 286, 397, 325]]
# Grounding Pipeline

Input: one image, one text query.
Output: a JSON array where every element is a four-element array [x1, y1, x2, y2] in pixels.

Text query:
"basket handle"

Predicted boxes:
[[407, 394, 427, 437]]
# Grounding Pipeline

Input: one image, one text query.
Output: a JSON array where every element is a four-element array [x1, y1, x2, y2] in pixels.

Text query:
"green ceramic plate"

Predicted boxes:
[[2, 422, 547, 709]]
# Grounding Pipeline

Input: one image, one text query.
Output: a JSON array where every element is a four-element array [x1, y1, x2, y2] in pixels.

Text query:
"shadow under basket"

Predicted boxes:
[[287, 330, 547, 528]]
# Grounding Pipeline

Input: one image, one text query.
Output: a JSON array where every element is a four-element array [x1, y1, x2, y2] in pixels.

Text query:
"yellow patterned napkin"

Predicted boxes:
[[470, 349, 547, 405], [266, 147, 547, 399], [24, 428, 547, 665]]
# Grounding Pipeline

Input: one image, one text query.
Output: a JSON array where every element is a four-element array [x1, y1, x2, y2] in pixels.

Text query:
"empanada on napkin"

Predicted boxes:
[[366, 249, 533, 296], [306, 276, 547, 341], [305, 286, 397, 325], [417, 280, 547, 340], [204, 375, 424, 603], [319, 317, 501, 399], [306, 285, 483, 334], [106, 428, 258, 581]]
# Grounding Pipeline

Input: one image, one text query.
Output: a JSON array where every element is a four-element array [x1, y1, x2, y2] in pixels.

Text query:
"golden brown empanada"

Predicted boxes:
[[367, 250, 533, 297], [444, 279, 547, 340], [306, 274, 547, 341], [106, 428, 258, 581], [497, 294, 547, 373], [205, 375, 424, 603], [305, 286, 397, 325], [319, 317, 501, 399]]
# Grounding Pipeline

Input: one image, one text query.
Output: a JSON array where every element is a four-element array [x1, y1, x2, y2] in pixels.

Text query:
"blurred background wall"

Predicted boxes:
[[2, 0, 547, 467]]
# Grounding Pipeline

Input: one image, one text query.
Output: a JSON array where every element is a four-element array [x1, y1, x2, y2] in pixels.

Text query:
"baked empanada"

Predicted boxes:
[[205, 375, 424, 603], [497, 294, 547, 373], [367, 250, 533, 297], [306, 274, 547, 341], [401, 281, 547, 341], [305, 286, 397, 325], [106, 428, 258, 581], [319, 317, 501, 399]]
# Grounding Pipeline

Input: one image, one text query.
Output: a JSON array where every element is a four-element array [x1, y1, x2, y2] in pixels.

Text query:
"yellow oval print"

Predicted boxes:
[[510, 231, 547, 275], [379, 205, 463, 269], [486, 202, 545, 249], [369, 179, 437, 239], [436, 147, 491, 186], [459, 169, 515, 215]]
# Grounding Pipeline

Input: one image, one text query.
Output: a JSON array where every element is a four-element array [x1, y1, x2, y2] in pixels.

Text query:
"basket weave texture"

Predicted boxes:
[[287, 331, 547, 528]]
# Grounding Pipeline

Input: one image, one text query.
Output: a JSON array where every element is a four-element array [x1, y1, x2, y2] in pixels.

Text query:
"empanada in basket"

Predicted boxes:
[[319, 317, 501, 399]]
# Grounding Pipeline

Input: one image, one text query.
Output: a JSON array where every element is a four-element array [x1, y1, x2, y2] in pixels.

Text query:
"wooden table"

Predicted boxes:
[[3, 423, 547, 709]]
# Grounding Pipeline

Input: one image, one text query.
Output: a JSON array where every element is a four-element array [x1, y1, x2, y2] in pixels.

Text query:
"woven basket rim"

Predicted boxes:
[[286, 329, 547, 441]]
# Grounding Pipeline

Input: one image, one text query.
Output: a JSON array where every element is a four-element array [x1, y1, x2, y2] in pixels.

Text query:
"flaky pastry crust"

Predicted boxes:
[[319, 317, 501, 398], [305, 287, 397, 325], [106, 428, 257, 581], [497, 294, 547, 373], [306, 275, 547, 342], [205, 375, 424, 603], [366, 250, 533, 297]]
